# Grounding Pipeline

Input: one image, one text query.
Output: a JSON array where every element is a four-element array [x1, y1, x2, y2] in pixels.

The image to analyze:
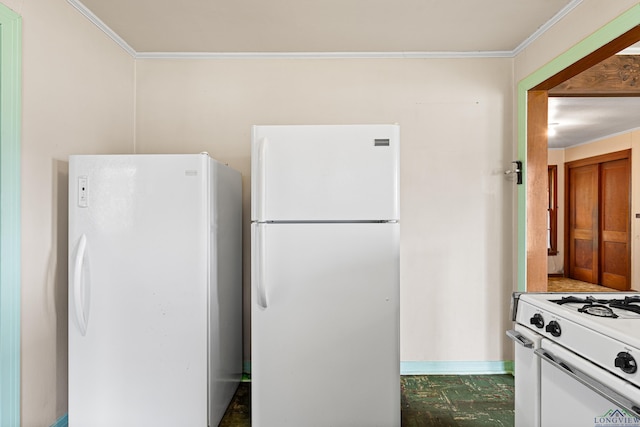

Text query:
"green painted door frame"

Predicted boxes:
[[517, 5, 640, 291], [0, 3, 21, 427]]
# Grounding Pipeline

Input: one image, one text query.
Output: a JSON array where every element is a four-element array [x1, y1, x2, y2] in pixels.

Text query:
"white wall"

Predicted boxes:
[[135, 57, 515, 363], [0, 0, 135, 424]]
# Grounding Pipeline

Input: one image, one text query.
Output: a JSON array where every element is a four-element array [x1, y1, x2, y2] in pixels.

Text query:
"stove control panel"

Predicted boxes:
[[545, 320, 562, 337], [614, 352, 637, 374], [530, 313, 545, 329], [515, 297, 640, 387]]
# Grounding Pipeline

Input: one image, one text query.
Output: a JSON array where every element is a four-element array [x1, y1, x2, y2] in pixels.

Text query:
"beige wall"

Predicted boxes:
[[6, 0, 640, 425], [135, 57, 515, 363], [550, 131, 640, 291], [0, 0, 136, 425]]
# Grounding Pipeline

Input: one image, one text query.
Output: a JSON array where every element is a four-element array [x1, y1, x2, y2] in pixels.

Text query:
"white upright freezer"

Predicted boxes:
[[251, 125, 401, 427], [68, 153, 242, 427]]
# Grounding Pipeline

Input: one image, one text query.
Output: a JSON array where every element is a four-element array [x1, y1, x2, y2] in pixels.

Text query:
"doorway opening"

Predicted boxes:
[[520, 15, 640, 292]]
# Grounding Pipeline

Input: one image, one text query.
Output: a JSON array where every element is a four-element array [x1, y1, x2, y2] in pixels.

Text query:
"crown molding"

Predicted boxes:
[[67, 0, 136, 57], [512, 0, 583, 56], [135, 51, 514, 60], [69, 0, 583, 60]]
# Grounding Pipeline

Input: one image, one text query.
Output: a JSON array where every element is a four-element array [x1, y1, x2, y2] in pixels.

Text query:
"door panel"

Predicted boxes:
[[568, 164, 598, 283], [565, 153, 631, 289], [573, 240, 595, 282], [600, 158, 630, 290]]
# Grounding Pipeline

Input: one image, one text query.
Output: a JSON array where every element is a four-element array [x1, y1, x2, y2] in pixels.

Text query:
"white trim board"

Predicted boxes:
[[135, 51, 515, 60], [66, 0, 135, 57]]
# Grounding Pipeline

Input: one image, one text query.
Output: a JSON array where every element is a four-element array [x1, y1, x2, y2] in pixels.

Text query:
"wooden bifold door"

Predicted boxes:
[[566, 150, 631, 290]]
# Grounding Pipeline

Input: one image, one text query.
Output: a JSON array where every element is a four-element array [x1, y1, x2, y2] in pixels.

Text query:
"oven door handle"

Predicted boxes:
[[534, 348, 640, 417], [506, 329, 534, 348]]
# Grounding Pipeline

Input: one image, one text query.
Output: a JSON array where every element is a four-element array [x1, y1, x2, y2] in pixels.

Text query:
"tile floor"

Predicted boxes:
[[219, 374, 515, 426]]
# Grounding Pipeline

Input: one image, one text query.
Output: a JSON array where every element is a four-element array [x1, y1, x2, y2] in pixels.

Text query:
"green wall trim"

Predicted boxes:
[[50, 414, 68, 427], [243, 361, 514, 377], [0, 4, 22, 427], [400, 361, 514, 376], [516, 4, 640, 291]]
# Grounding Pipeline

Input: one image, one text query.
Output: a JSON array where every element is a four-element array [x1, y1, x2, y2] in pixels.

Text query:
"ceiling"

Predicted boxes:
[[71, 0, 640, 148], [548, 96, 640, 149], [75, 0, 576, 54]]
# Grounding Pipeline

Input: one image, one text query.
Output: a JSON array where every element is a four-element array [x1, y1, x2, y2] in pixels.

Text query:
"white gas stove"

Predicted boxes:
[[508, 292, 640, 427]]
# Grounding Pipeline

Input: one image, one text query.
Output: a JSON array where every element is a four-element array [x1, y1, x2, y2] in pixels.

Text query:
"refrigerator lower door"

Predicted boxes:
[[68, 155, 209, 427], [251, 222, 400, 427]]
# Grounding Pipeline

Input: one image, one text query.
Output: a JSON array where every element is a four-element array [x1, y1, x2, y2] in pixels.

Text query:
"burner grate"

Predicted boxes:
[[610, 299, 640, 315], [551, 295, 640, 317], [551, 296, 613, 305], [577, 304, 618, 318]]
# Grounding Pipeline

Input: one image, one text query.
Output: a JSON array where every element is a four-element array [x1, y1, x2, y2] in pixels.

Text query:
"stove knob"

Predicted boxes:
[[530, 313, 545, 329], [615, 352, 637, 374], [545, 321, 561, 337]]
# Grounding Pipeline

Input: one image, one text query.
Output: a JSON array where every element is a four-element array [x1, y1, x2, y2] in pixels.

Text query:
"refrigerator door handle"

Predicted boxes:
[[255, 137, 267, 220], [72, 234, 89, 335], [255, 226, 268, 309]]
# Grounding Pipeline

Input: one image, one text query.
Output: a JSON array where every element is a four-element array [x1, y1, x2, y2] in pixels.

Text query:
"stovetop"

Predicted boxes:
[[515, 292, 640, 385], [516, 293, 640, 349], [549, 294, 640, 319]]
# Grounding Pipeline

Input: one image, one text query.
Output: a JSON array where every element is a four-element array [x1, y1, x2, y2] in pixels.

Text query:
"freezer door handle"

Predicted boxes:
[[255, 137, 267, 220], [254, 225, 268, 309], [506, 329, 534, 348], [534, 348, 640, 416], [72, 234, 89, 335]]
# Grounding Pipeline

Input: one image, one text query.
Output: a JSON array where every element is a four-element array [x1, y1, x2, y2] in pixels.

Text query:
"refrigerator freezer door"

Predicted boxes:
[[251, 222, 400, 427], [251, 125, 399, 222], [68, 155, 209, 427]]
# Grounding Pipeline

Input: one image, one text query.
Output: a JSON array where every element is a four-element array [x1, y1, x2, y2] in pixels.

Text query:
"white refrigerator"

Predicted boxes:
[[251, 125, 401, 427], [68, 154, 242, 427]]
